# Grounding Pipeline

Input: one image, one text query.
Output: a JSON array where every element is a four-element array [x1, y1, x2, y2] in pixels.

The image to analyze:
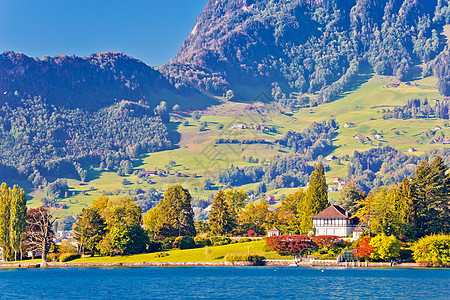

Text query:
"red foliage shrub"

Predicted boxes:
[[265, 235, 317, 256], [247, 230, 255, 237], [311, 235, 341, 248], [354, 237, 374, 259]]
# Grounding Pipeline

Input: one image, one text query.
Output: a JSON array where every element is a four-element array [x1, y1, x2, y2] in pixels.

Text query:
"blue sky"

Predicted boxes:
[[0, 0, 207, 66]]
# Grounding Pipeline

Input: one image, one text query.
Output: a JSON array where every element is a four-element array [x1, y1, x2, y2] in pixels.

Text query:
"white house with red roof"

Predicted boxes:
[[310, 205, 360, 237]]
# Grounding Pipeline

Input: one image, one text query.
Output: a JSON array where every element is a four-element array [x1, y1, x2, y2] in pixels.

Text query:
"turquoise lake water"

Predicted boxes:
[[0, 267, 448, 299]]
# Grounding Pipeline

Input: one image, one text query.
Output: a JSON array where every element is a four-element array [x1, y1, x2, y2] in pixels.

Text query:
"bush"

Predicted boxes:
[[178, 236, 196, 250], [412, 234, 450, 267], [225, 253, 265, 264], [59, 253, 81, 262], [239, 238, 251, 243], [47, 253, 61, 262], [155, 252, 169, 258], [210, 236, 232, 246], [162, 237, 176, 250], [147, 240, 162, 253], [59, 240, 77, 253], [194, 236, 211, 247]]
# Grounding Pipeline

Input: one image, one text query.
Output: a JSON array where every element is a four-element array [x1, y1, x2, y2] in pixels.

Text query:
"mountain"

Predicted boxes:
[[165, 0, 450, 102], [0, 51, 215, 110], [0, 51, 218, 186]]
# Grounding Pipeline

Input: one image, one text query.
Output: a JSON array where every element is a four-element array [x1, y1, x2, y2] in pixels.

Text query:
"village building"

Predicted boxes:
[[231, 124, 246, 130], [267, 227, 281, 237], [344, 122, 356, 128], [408, 147, 417, 153], [434, 125, 442, 131], [311, 205, 360, 237], [265, 195, 276, 205], [352, 226, 364, 240], [326, 155, 338, 161]]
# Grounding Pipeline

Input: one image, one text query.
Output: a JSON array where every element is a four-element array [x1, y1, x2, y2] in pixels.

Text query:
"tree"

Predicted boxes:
[[154, 185, 196, 238], [238, 201, 271, 236], [335, 180, 365, 215], [23, 206, 55, 264], [369, 233, 402, 261], [209, 190, 235, 236], [73, 207, 106, 256], [9, 185, 27, 261], [353, 237, 374, 261], [408, 157, 450, 238], [0, 183, 11, 261], [224, 189, 248, 211], [299, 164, 328, 232], [274, 189, 305, 234], [412, 234, 450, 267], [0, 183, 27, 261], [98, 197, 149, 255]]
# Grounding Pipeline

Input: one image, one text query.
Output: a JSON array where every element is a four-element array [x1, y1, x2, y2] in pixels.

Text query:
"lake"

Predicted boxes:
[[0, 267, 448, 299]]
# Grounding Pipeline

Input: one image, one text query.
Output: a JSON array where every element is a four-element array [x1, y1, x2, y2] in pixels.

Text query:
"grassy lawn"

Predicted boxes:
[[68, 240, 291, 264]]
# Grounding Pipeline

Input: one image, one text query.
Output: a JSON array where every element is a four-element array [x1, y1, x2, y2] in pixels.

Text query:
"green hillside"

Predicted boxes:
[[27, 74, 449, 217]]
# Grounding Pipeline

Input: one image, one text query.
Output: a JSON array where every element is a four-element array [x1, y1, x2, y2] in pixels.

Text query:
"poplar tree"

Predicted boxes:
[[300, 164, 329, 232], [0, 183, 11, 261], [209, 190, 235, 236], [9, 185, 27, 261]]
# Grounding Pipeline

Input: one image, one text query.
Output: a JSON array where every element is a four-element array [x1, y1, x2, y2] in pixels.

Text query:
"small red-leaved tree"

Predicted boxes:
[[312, 235, 341, 249], [354, 237, 374, 261], [266, 235, 317, 259]]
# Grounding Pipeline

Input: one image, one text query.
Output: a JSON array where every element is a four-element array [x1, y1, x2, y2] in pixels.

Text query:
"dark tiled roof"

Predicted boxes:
[[310, 205, 350, 219]]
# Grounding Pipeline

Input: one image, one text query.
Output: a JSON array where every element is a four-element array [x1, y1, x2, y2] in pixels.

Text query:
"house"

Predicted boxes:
[[373, 134, 383, 139], [408, 147, 417, 153], [337, 181, 346, 191], [326, 155, 338, 161], [352, 226, 364, 240], [311, 205, 360, 237], [434, 125, 442, 131], [344, 122, 356, 128], [443, 139, 450, 145], [333, 177, 344, 183], [353, 134, 371, 142], [265, 195, 276, 205], [231, 124, 246, 130], [267, 227, 281, 237], [142, 170, 158, 177]]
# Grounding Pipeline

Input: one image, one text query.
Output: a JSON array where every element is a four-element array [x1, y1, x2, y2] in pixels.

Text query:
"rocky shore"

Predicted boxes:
[[0, 260, 420, 268]]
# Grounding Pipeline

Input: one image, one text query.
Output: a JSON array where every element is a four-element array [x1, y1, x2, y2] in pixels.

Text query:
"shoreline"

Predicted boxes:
[[0, 260, 428, 269]]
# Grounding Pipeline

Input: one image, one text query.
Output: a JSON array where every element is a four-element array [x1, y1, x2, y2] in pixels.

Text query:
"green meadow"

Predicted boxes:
[[67, 240, 290, 264], [27, 74, 450, 217]]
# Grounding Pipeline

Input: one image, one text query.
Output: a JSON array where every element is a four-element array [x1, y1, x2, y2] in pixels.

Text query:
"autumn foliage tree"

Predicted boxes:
[[312, 235, 341, 249], [353, 237, 374, 261], [266, 235, 317, 258]]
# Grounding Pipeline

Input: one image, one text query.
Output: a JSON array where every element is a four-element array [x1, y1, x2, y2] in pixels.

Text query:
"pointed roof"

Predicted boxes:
[[268, 227, 280, 232], [310, 205, 350, 219], [353, 226, 364, 232]]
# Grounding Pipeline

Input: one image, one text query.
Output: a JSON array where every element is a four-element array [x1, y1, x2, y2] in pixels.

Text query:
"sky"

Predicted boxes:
[[0, 0, 207, 66]]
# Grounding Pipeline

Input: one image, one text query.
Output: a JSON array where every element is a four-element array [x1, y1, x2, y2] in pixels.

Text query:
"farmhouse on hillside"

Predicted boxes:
[[311, 205, 360, 237]]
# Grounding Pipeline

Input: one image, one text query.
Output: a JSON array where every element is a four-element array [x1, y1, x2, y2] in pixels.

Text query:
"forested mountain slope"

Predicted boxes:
[[165, 0, 450, 102], [0, 51, 214, 110]]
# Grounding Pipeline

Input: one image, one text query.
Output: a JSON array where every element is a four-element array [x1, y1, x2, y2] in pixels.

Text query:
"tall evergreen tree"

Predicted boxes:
[[409, 156, 450, 238], [208, 190, 235, 236]]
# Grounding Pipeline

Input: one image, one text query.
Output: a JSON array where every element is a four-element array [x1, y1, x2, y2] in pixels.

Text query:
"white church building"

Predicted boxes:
[[311, 205, 360, 237]]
